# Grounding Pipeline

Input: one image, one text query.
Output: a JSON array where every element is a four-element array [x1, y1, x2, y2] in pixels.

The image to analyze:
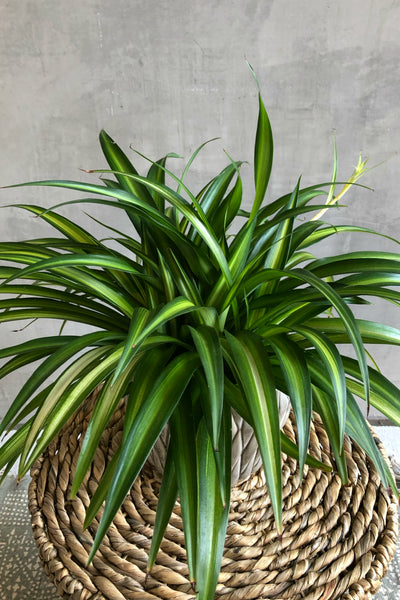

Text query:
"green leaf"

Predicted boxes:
[[0, 305, 124, 332], [130, 297, 197, 351], [286, 251, 315, 268], [122, 347, 175, 435], [196, 163, 239, 225], [303, 317, 400, 347], [293, 325, 347, 449], [147, 442, 178, 570], [345, 391, 396, 492], [0, 332, 120, 437], [12, 204, 99, 245], [87, 352, 198, 563], [0, 284, 124, 321], [0, 253, 137, 318], [1, 252, 145, 279], [83, 348, 175, 530], [224, 331, 282, 532], [223, 377, 252, 423], [248, 64, 273, 220], [341, 356, 400, 426], [339, 271, 400, 287], [169, 394, 198, 580], [211, 398, 233, 510], [289, 268, 370, 409], [189, 326, 224, 450], [195, 417, 230, 600], [311, 385, 348, 483], [147, 154, 177, 211], [117, 175, 233, 285], [19, 345, 120, 474], [164, 249, 202, 305], [207, 220, 256, 308], [297, 224, 400, 251], [308, 251, 400, 278], [6, 384, 55, 432], [157, 250, 176, 303], [253, 178, 300, 304], [0, 420, 32, 473], [99, 129, 155, 207], [256, 188, 328, 227], [251, 281, 400, 310], [0, 347, 61, 381], [112, 307, 151, 382], [177, 139, 218, 196], [269, 335, 311, 475], [71, 354, 141, 497], [212, 173, 243, 236]]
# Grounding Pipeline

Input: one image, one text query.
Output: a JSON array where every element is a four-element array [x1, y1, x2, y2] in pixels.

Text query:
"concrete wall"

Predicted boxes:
[[1, 0, 400, 418]]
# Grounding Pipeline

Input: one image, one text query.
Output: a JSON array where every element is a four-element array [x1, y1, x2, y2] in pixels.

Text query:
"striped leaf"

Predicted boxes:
[[289, 268, 370, 409], [249, 65, 273, 220], [189, 326, 224, 450], [18, 345, 123, 475], [224, 331, 282, 532], [342, 356, 400, 426], [99, 129, 155, 208], [269, 335, 311, 475], [130, 297, 197, 351], [293, 325, 347, 449], [147, 442, 178, 570], [112, 307, 151, 382], [87, 352, 198, 563], [12, 204, 99, 245], [345, 391, 396, 492], [169, 394, 199, 580], [195, 414, 231, 600], [0, 332, 120, 437], [312, 385, 348, 483], [71, 354, 142, 496]]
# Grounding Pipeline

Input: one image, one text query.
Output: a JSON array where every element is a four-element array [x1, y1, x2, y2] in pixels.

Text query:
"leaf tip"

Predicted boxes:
[[276, 517, 283, 538], [86, 545, 97, 566], [144, 570, 150, 588], [246, 59, 261, 94]]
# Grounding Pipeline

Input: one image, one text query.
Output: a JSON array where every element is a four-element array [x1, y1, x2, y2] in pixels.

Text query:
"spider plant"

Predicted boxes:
[[1, 69, 400, 600]]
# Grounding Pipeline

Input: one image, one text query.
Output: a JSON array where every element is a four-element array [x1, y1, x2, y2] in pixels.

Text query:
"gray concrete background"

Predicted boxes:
[[0, 0, 400, 419]]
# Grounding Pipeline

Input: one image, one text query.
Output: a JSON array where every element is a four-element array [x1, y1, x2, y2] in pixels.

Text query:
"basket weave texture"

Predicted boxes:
[[28, 388, 399, 600]]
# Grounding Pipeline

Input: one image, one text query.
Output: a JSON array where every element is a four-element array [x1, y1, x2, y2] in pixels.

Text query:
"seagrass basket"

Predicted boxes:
[[28, 387, 399, 600]]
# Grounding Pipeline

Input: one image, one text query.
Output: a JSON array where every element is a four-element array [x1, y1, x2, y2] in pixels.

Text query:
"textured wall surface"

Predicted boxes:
[[0, 0, 400, 417]]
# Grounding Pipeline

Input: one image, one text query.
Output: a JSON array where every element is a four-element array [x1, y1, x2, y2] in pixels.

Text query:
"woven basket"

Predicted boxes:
[[28, 388, 398, 600]]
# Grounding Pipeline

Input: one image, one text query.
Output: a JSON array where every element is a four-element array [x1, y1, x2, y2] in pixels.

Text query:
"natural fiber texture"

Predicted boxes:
[[28, 388, 398, 600]]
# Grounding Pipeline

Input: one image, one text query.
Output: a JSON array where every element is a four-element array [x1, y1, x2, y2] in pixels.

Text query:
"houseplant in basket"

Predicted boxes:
[[1, 68, 400, 599]]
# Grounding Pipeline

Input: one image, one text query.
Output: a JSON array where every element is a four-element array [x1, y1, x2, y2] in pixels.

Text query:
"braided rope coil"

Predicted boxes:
[[28, 388, 398, 600]]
